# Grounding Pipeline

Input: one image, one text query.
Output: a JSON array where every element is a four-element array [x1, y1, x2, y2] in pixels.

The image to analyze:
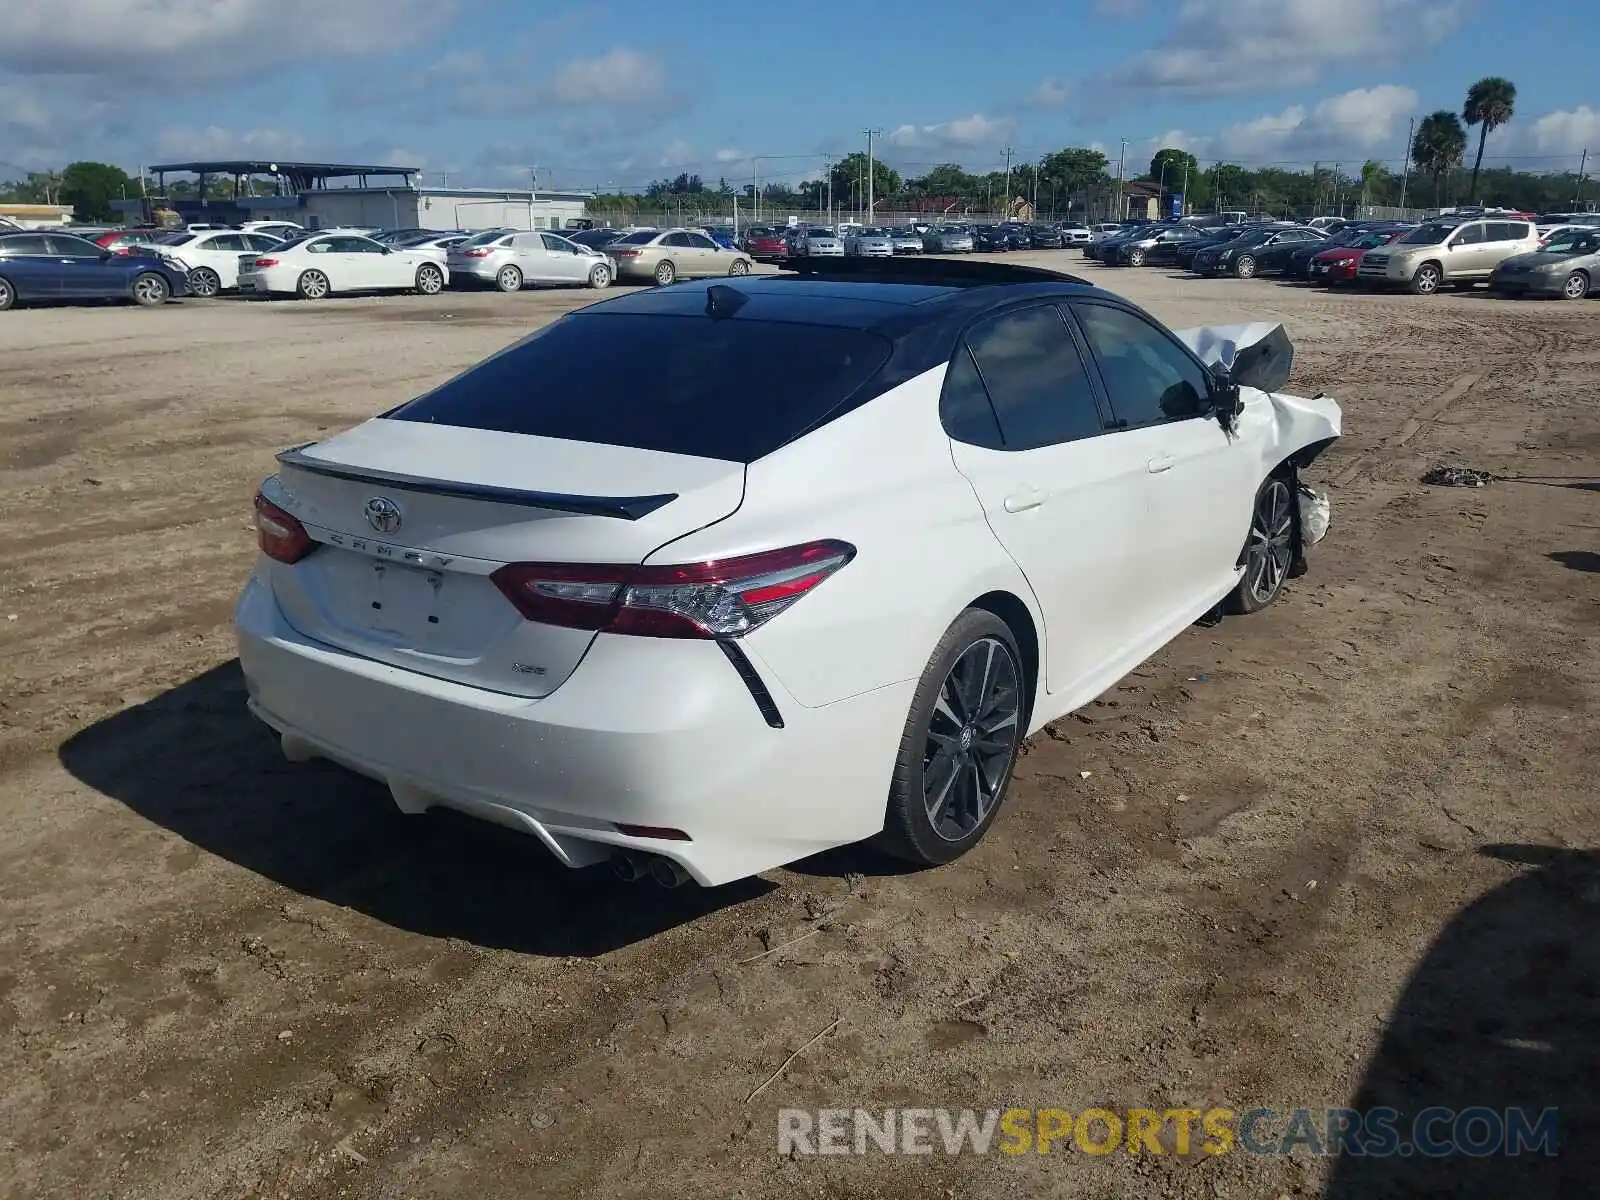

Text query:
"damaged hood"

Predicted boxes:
[[1175, 320, 1342, 451]]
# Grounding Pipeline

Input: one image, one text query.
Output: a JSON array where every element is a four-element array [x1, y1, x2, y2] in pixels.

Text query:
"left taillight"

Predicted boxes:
[[254, 492, 313, 564], [490, 540, 856, 639]]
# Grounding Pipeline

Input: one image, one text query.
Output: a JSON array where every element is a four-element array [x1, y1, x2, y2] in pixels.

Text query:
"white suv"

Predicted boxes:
[[1357, 218, 1541, 294]]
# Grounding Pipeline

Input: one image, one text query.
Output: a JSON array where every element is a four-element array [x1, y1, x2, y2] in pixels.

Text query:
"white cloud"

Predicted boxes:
[[715, 148, 746, 162], [1152, 85, 1418, 165], [888, 113, 1017, 153], [0, 0, 448, 80], [1513, 107, 1600, 160], [155, 125, 309, 161], [1027, 77, 1070, 107], [1095, 0, 1462, 97], [539, 47, 672, 107]]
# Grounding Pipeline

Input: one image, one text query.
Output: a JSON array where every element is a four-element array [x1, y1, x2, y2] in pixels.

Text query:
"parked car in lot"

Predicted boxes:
[[697, 227, 738, 249], [888, 228, 924, 254], [1058, 223, 1092, 244], [793, 227, 845, 257], [923, 226, 974, 253], [235, 257, 1341, 887], [1305, 230, 1408, 286], [239, 220, 305, 241], [608, 227, 754, 284], [0, 230, 190, 310], [1191, 226, 1323, 278], [1489, 227, 1600, 299], [389, 231, 471, 260], [1028, 225, 1066, 249], [741, 227, 790, 260], [1171, 226, 1250, 271], [568, 228, 628, 254], [1357, 217, 1540, 294], [1084, 223, 1124, 250], [1108, 223, 1208, 267], [141, 229, 286, 297], [971, 225, 1008, 252], [446, 229, 615, 291], [92, 228, 171, 255], [237, 232, 449, 299], [1284, 223, 1409, 279], [845, 228, 895, 257]]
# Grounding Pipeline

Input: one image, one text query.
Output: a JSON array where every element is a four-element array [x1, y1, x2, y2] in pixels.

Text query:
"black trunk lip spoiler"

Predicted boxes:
[[275, 446, 677, 521]]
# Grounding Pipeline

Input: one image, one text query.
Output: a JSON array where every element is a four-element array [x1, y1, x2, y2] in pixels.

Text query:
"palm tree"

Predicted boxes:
[[1412, 112, 1467, 206], [1463, 77, 1516, 202]]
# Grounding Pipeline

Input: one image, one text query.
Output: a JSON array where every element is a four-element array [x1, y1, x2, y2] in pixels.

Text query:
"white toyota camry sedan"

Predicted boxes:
[[237, 232, 449, 299], [236, 258, 1340, 887]]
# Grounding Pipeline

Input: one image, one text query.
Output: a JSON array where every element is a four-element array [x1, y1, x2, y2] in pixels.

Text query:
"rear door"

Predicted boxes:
[[1446, 221, 1489, 275], [0, 234, 63, 298], [941, 303, 1149, 697], [1071, 299, 1255, 624]]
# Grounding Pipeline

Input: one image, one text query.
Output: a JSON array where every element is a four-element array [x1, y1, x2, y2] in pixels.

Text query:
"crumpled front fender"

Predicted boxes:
[[1175, 320, 1342, 466]]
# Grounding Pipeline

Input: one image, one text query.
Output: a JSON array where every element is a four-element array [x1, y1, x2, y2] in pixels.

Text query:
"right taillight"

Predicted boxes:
[[254, 492, 313, 563], [612, 248, 641, 257], [491, 540, 855, 639], [461, 248, 492, 257], [252, 257, 278, 268]]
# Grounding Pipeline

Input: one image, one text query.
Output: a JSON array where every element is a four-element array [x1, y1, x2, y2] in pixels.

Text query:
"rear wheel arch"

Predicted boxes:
[[968, 589, 1040, 730]]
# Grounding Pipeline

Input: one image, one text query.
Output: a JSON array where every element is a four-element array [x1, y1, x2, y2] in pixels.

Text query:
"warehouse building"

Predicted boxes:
[[113, 161, 591, 232]]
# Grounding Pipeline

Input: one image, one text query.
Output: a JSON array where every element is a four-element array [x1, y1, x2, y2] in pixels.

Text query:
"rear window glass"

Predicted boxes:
[[386, 313, 894, 463]]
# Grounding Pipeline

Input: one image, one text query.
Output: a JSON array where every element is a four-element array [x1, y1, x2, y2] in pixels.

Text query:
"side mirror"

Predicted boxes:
[[100, 249, 114, 260]]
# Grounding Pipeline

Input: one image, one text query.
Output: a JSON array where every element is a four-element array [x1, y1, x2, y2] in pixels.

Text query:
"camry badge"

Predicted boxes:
[[363, 496, 402, 534]]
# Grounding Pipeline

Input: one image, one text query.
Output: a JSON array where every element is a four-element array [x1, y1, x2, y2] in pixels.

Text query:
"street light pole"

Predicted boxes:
[[1398, 117, 1415, 213], [1116, 139, 1128, 220]]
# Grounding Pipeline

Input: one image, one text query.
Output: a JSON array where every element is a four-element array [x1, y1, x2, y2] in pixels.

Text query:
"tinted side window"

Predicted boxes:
[[1075, 303, 1209, 427], [964, 305, 1104, 451], [1489, 221, 1529, 242], [1451, 223, 1485, 245], [939, 345, 1003, 449], [663, 232, 693, 248], [387, 314, 892, 463], [46, 235, 102, 256], [540, 234, 570, 252], [1, 235, 52, 255]]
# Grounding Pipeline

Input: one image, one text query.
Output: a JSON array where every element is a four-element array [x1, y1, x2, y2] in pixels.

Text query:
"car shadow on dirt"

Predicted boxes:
[[1548, 551, 1600, 573], [57, 660, 772, 956], [1323, 844, 1600, 1199]]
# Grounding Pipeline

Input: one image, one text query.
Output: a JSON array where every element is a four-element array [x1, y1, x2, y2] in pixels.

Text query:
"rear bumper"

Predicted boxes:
[[234, 577, 912, 885]]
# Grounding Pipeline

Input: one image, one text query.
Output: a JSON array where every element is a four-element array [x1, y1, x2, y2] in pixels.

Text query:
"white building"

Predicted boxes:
[[301, 187, 593, 233]]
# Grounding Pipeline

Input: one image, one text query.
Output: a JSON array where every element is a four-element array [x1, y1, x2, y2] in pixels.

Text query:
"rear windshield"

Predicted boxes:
[[386, 313, 894, 463]]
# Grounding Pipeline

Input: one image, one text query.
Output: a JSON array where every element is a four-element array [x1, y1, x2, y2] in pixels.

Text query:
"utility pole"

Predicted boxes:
[[864, 130, 873, 223], [1399, 117, 1415, 213], [824, 155, 834, 228], [753, 158, 761, 223], [1002, 145, 1013, 214], [1032, 157, 1041, 215], [1311, 161, 1320, 216], [1115, 139, 1128, 220], [1178, 158, 1189, 217], [1574, 147, 1589, 206]]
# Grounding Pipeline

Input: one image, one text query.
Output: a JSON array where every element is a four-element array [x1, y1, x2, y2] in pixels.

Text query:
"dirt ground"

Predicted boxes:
[[1, 257, 1596, 1200]]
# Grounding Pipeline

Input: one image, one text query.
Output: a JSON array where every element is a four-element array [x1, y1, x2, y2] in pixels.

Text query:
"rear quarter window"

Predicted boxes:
[[386, 313, 894, 463]]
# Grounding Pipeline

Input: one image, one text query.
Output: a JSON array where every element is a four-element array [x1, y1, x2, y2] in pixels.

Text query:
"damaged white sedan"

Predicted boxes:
[[235, 259, 1340, 888]]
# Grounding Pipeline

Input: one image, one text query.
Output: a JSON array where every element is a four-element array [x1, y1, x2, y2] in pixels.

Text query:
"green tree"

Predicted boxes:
[[828, 152, 900, 213], [1463, 76, 1516, 202], [1148, 148, 1198, 195], [1412, 111, 1468, 205], [59, 161, 134, 220]]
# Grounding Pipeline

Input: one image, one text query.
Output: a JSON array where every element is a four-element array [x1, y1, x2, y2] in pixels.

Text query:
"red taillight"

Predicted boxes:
[[254, 492, 313, 564], [462, 247, 492, 257], [253, 257, 278, 268], [612, 248, 641, 257], [490, 540, 855, 639]]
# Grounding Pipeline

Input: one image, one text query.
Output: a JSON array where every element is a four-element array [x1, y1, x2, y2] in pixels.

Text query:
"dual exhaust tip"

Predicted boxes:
[[611, 850, 693, 889]]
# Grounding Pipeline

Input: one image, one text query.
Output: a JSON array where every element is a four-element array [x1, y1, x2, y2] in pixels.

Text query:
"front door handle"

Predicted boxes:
[[1146, 454, 1176, 474], [1003, 487, 1048, 513]]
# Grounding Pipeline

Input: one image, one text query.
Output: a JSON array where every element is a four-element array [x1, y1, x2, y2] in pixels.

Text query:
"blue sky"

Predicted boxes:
[[2, 0, 1597, 191]]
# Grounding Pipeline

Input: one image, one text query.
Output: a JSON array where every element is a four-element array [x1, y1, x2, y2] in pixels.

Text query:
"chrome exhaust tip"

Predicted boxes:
[[611, 851, 649, 883], [649, 856, 692, 889]]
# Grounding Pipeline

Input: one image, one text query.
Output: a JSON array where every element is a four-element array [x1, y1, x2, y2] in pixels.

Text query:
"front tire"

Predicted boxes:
[[0, 275, 14, 311], [879, 609, 1026, 867], [415, 264, 444, 295], [1126, 247, 1146, 267], [131, 272, 169, 306], [728, 257, 751, 276], [495, 265, 522, 293], [587, 262, 612, 288], [1228, 476, 1295, 614], [1233, 254, 1257, 279], [188, 267, 220, 298], [1409, 262, 1442, 295]]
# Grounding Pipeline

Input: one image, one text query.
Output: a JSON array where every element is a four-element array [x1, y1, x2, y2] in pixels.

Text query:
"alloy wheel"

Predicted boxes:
[[1236, 255, 1257, 278], [1244, 479, 1294, 605], [133, 274, 168, 305], [922, 637, 1021, 842], [1563, 271, 1588, 300], [1414, 265, 1440, 294], [416, 265, 443, 294], [189, 268, 219, 298], [0, 278, 12, 310], [299, 271, 329, 299]]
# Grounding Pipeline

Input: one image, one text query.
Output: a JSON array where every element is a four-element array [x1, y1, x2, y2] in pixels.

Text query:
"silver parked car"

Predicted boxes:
[[796, 227, 845, 257], [1489, 227, 1600, 299], [888, 228, 924, 254], [389, 231, 471, 265], [923, 225, 974, 253], [844, 227, 895, 257], [447, 229, 615, 291]]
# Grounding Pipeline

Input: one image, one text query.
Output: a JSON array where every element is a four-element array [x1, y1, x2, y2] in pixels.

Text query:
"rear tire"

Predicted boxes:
[[1227, 475, 1295, 614], [878, 609, 1026, 867], [653, 259, 677, 286], [296, 269, 330, 300], [495, 265, 522, 293]]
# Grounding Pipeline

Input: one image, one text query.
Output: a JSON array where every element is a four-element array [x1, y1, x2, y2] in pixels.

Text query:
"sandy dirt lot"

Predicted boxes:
[[1, 258, 1596, 1200]]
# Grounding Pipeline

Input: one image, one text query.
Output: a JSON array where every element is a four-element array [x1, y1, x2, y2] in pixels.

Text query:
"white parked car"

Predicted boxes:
[[149, 229, 286, 297], [845, 228, 896, 257], [1085, 223, 1125, 247], [239, 220, 305, 241], [235, 261, 1340, 888], [236, 232, 449, 299], [446, 229, 615, 291], [1059, 223, 1092, 244]]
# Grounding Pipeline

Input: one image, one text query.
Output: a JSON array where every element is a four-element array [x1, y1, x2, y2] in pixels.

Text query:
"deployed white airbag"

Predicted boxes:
[[1174, 321, 1295, 393]]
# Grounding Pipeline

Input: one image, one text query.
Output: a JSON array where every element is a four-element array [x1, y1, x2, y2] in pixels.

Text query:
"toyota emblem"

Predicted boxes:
[[363, 496, 402, 534]]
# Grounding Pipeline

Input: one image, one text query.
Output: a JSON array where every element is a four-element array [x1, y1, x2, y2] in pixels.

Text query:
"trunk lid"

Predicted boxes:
[[264, 419, 746, 698]]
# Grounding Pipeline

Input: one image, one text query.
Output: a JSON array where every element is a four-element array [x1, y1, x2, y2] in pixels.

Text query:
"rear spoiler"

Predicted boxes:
[[275, 446, 677, 520]]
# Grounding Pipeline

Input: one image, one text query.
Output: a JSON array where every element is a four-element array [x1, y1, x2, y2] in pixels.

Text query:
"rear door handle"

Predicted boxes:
[[1146, 454, 1176, 474], [1003, 487, 1049, 513]]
